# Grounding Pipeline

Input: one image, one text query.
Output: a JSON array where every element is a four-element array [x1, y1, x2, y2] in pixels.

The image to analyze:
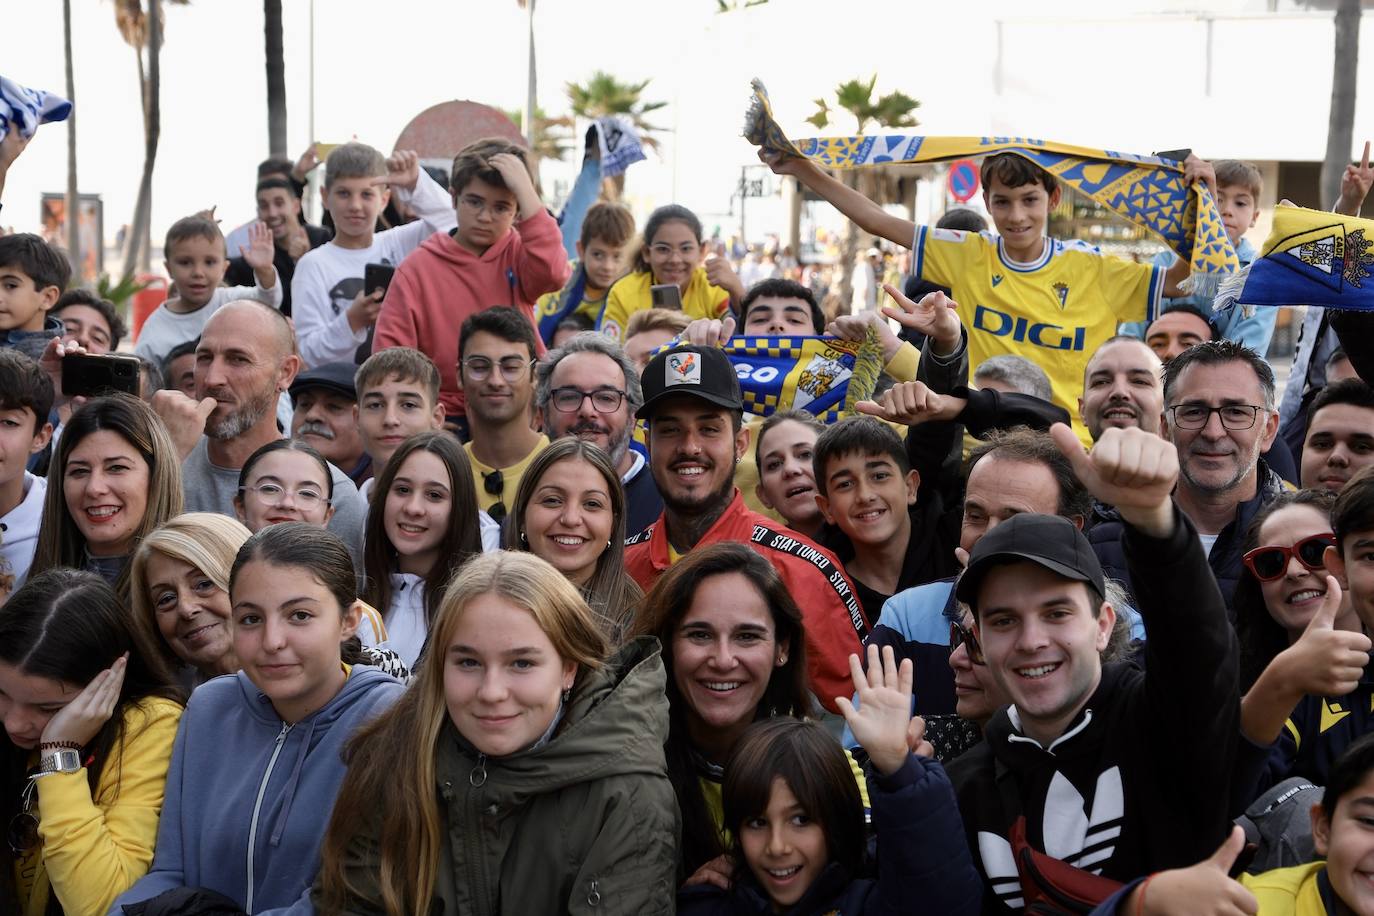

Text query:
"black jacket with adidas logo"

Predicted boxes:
[[947, 510, 1241, 913]]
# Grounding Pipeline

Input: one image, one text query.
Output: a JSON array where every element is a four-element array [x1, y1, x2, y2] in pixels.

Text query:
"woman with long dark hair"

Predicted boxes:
[[30, 394, 183, 602], [0, 568, 182, 916], [507, 437, 643, 643], [633, 542, 817, 882], [361, 432, 482, 666]]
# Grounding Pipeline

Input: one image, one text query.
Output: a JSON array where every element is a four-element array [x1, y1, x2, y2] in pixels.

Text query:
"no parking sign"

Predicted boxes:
[[947, 159, 980, 202]]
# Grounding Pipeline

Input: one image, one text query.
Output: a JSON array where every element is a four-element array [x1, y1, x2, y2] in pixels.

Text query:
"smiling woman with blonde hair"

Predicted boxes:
[[315, 550, 678, 915], [129, 513, 252, 686]]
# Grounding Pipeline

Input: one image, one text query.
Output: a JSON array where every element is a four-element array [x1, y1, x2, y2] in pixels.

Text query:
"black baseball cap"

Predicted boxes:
[[289, 361, 357, 403], [639, 346, 743, 420], [955, 514, 1105, 611]]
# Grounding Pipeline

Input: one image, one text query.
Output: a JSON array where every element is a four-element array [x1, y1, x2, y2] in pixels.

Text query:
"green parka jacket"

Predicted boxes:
[[323, 636, 679, 915]]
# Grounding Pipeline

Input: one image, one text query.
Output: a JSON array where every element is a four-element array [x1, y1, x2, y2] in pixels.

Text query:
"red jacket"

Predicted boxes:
[[625, 490, 867, 713], [374, 209, 568, 417]]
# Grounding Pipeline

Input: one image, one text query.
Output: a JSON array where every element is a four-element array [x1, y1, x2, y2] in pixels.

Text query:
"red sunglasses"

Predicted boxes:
[[1242, 533, 1335, 582]]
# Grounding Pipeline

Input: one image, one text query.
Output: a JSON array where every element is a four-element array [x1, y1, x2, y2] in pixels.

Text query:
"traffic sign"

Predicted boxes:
[[947, 159, 980, 203]]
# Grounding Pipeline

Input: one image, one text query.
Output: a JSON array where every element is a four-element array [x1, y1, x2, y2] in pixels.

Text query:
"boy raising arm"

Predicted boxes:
[[761, 149, 1212, 441]]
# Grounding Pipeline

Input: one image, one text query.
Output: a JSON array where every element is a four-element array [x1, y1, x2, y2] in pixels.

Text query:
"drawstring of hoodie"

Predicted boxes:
[[269, 714, 319, 846]]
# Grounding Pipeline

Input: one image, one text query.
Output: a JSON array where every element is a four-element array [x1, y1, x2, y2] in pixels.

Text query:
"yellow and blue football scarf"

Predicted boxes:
[[743, 79, 1238, 277], [1216, 204, 1374, 313], [655, 331, 885, 422]]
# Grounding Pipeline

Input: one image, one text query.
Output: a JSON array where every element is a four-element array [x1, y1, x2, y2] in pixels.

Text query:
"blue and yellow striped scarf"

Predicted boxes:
[[743, 79, 1238, 277]]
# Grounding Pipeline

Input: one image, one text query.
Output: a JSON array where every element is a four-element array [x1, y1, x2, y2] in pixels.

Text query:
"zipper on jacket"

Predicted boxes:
[[586, 878, 601, 908], [465, 753, 491, 914], [245, 722, 293, 913]]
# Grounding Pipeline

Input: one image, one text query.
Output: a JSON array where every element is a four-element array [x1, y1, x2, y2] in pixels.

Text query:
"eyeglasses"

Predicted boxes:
[[483, 469, 506, 521], [949, 621, 985, 666], [458, 195, 516, 219], [549, 387, 627, 414], [1243, 533, 1336, 582], [462, 357, 534, 382], [1168, 404, 1265, 430], [238, 482, 328, 509]]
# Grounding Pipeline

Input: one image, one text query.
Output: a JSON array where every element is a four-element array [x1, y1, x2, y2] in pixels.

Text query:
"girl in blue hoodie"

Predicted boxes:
[[112, 523, 404, 915]]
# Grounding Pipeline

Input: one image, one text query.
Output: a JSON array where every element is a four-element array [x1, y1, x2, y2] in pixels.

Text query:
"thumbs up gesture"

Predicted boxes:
[[1271, 575, 1370, 699], [1050, 423, 1178, 538], [1128, 827, 1257, 916]]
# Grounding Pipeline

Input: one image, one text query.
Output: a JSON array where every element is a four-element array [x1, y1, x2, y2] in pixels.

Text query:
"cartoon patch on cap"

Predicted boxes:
[[666, 351, 700, 387]]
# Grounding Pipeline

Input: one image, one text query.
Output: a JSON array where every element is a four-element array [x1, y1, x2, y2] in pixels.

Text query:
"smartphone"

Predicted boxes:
[[364, 262, 396, 298], [62, 353, 142, 397], [650, 283, 683, 310]]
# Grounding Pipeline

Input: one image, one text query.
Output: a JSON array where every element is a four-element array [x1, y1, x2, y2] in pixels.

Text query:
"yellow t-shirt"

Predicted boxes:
[[464, 435, 550, 515], [1239, 861, 1325, 915], [597, 268, 730, 342], [912, 227, 1162, 443], [535, 261, 609, 329]]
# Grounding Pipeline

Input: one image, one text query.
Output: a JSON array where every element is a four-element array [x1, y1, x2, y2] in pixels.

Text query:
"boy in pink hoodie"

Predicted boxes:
[[374, 138, 568, 424]]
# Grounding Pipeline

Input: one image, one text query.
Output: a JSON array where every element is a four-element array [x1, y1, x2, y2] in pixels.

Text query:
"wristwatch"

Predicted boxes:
[[37, 749, 82, 775]]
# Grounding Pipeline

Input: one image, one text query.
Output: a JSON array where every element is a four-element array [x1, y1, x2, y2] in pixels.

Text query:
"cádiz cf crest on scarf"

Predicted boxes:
[[726, 334, 883, 422], [1216, 204, 1374, 313], [742, 79, 1238, 278], [653, 330, 884, 423]]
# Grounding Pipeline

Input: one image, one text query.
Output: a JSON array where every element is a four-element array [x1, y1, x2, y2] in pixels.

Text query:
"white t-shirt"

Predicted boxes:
[[133, 278, 284, 367], [1197, 532, 1220, 558], [290, 171, 456, 368]]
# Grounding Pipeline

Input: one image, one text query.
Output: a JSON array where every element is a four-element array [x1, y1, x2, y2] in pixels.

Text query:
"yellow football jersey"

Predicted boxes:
[[912, 227, 1163, 442]]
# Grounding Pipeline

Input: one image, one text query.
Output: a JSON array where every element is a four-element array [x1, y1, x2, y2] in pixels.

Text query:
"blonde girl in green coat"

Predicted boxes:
[[315, 550, 679, 915]]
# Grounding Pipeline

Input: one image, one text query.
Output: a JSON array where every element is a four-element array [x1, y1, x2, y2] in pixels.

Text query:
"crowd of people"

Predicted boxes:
[[2, 108, 1374, 915]]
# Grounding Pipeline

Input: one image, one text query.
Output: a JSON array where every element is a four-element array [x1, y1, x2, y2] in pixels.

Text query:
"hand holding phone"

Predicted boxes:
[[364, 263, 396, 298]]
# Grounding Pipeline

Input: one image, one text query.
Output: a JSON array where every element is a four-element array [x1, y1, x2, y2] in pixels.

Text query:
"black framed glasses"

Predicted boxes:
[[482, 469, 506, 521], [949, 621, 985, 666], [462, 357, 534, 382], [1243, 533, 1335, 582], [550, 387, 627, 414], [1168, 404, 1265, 430]]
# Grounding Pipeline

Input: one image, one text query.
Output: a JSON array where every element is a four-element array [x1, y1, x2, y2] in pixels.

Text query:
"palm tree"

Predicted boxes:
[[264, 0, 286, 158], [807, 76, 920, 308], [1320, 0, 1361, 208], [502, 107, 573, 163], [565, 71, 666, 198], [63, 0, 80, 278], [113, 0, 188, 277]]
